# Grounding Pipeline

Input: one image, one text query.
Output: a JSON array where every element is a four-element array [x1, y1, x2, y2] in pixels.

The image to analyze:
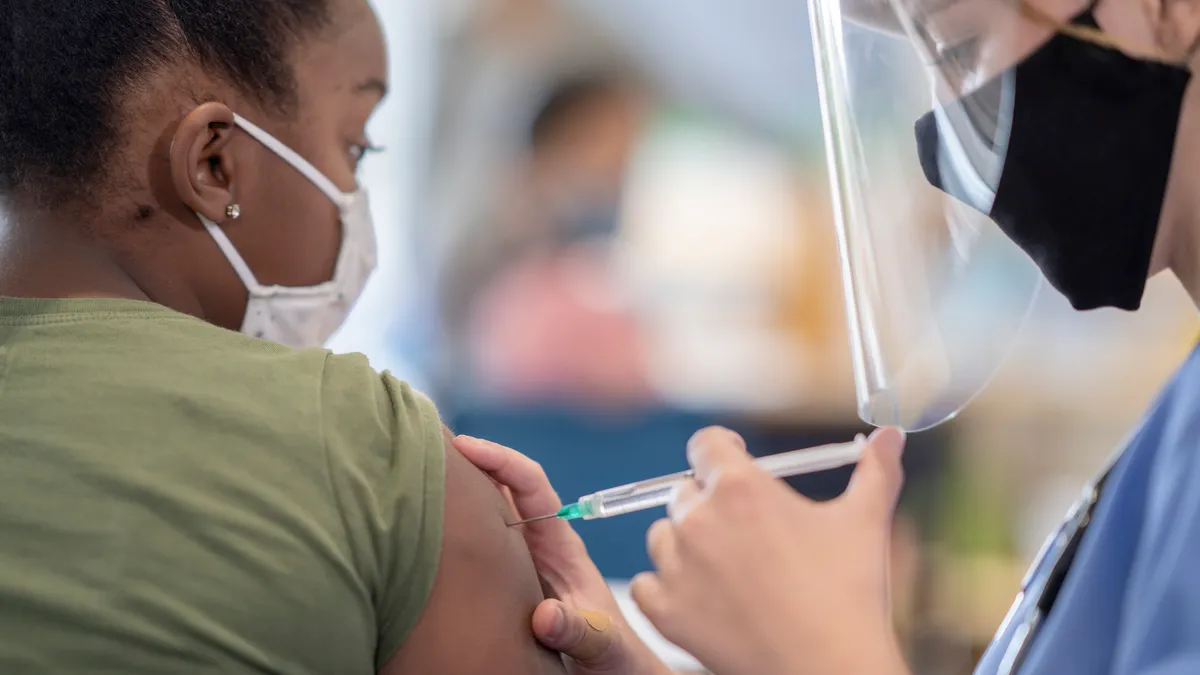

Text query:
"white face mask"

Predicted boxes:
[[195, 114, 377, 349]]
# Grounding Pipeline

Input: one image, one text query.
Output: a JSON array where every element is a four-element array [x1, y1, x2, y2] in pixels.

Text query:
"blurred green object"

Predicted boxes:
[[935, 458, 1016, 558]]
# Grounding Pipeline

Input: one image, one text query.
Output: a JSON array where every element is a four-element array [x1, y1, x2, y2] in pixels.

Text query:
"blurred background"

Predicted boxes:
[[332, 1, 1200, 673]]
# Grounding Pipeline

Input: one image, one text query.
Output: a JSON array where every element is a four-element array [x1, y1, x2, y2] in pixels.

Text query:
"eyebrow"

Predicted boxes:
[[355, 77, 388, 99]]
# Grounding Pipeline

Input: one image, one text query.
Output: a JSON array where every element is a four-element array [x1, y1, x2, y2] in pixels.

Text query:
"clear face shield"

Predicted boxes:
[[807, 0, 1181, 431]]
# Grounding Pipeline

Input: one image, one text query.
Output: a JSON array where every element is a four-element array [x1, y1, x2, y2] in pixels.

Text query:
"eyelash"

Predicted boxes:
[[350, 141, 385, 168]]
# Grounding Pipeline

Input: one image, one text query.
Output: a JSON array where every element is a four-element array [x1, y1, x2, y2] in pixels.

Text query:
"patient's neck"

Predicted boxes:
[[0, 209, 150, 301]]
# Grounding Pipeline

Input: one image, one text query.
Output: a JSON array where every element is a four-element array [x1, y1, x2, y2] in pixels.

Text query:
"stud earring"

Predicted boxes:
[[225, 203, 241, 220]]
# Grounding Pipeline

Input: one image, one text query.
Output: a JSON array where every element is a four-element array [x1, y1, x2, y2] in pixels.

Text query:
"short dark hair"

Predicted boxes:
[[0, 0, 330, 204], [528, 74, 631, 151]]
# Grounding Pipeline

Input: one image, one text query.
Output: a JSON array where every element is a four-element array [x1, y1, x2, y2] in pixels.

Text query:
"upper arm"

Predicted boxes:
[[379, 427, 566, 675], [319, 355, 563, 675]]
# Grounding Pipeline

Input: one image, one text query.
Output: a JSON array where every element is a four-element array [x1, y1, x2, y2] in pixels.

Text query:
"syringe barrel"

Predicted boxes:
[[579, 469, 693, 519], [755, 439, 864, 478], [576, 439, 864, 520]]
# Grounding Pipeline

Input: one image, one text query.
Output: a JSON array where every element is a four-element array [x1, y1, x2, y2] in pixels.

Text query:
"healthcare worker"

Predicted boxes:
[[458, 0, 1200, 673]]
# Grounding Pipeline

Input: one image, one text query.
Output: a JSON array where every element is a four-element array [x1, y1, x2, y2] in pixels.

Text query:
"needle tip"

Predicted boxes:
[[507, 513, 559, 527]]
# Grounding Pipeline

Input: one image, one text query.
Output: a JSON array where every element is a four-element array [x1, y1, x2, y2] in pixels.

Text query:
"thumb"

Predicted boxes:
[[687, 426, 751, 485], [533, 600, 617, 665], [846, 427, 906, 516]]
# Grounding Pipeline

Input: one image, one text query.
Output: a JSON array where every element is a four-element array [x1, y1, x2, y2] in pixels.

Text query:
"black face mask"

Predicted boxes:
[[914, 9, 1191, 310]]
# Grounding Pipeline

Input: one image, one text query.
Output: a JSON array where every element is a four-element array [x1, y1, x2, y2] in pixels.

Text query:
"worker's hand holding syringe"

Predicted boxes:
[[453, 433, 675, 675], [453, 427, 908, 675], [506, 436, 867, 526]]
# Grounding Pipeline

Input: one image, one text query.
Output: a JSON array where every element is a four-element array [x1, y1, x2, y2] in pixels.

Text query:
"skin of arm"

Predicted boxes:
[[379, 428, 567, 675]]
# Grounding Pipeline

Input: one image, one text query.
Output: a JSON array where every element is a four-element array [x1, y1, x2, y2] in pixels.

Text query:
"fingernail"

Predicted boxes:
[[552, 605, 567, 639], [456, 435, 499, 457], [868, 427, 906, 458], [868, 427, 906, 441]]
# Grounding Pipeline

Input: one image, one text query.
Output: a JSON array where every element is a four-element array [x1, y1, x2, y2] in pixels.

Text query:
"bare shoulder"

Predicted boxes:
[[379, 427, 567, 675]]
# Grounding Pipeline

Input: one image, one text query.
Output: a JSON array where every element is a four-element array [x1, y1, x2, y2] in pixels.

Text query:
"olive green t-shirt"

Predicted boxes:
[[0, 297, 444, 674]]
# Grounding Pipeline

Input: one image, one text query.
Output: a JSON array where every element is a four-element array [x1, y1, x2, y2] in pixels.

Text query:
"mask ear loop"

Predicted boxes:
[[198, 193, 263, 293], [1017, 0, 1178, 63], [231, 114, 354, 210]]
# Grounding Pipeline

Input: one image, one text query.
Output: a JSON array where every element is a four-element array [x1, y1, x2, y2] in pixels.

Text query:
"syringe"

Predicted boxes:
[[507, 436, 866, 526]]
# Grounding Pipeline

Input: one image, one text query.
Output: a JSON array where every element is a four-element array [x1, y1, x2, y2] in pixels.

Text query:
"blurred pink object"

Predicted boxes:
[[467, 246, 653, 406]]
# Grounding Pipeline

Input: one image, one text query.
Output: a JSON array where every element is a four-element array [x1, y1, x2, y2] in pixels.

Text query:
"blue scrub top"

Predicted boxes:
[[976, 345, 1200, 674]]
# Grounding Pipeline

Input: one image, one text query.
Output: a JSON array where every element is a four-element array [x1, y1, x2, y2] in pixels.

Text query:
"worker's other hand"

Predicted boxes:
[[632, 427, 910, 675], [453, 435, 671, 675]]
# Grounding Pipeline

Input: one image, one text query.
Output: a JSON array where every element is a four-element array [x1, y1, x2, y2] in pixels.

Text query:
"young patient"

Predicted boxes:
[[0, 1, 563, 673]]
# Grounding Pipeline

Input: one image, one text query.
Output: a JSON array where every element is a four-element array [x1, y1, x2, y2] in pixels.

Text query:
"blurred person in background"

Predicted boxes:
[[436, 70, 704, 581], [440, 72, 654, 406]]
